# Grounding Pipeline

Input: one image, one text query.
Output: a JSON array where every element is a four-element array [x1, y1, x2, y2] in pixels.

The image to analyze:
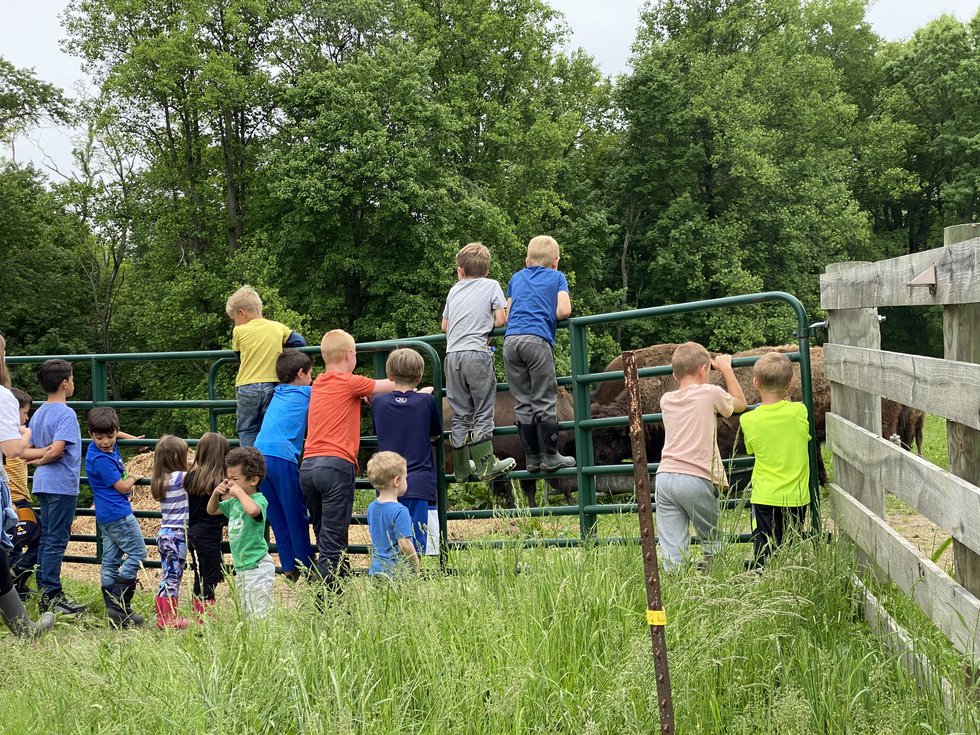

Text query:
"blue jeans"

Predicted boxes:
[[100, 514, 148, 587], [236, 383, 276, 448], [35, 492, 78, 596]]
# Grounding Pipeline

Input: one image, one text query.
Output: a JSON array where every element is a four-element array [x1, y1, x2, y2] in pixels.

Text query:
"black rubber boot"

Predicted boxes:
[[12, 569, 32, 601], [0, 588, 55, 638], [517, 423, 542, 473], [536, 421, 576, 472], [102, 583, 129, 628], [119, 578, 145, 627]]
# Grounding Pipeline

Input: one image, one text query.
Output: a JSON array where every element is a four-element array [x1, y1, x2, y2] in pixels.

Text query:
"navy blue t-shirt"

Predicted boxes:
[[504, 267, 569, 345], [371, 391, 442, 503], [86, 443, 132, 524]]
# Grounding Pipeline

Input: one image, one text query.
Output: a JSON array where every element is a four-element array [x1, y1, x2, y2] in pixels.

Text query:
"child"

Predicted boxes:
[[255, 349, 316, 578], [207, 447, 274, 619], [226, 285, 306, 448], [739, 352, 811, 566], [0, 334, 56, 638], [371, 348, 442, 554], [19, 359, 86, 615], [85, 406, 149, 627], [365, 452, 420, 578], [503, 235, 575, 472], [184, 432, 229, 614], [441, 242, 515, 481], [300, 329, 397, 592], [655, 343, 747, 571], [6, 388, 40, 600], [150, 435, 191, 629]]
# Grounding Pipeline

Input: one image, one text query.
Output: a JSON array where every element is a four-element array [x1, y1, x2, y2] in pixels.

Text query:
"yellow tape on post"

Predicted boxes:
[[646, 609, 666, 626]]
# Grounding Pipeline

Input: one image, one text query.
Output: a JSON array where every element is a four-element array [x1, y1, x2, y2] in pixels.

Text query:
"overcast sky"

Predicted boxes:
[[2, 0, 979, 176]]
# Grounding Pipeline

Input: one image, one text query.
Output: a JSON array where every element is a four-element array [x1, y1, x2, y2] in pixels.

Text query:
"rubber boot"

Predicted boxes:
[[536, 421, 576, 472], [102, 584, 129, 627], [0, 587, 55, 638], [450, 445, 476, 482], [192, 597, 216, 623], [155, 596, 189, 630], [517, 423, 542, 473], [119, 578, 145, 627], [12, 569, 32, 601], [469, 439, 517, 481]]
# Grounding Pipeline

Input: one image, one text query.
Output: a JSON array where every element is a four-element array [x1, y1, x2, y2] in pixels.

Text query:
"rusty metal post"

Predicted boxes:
[[623, 350, 674, 733]]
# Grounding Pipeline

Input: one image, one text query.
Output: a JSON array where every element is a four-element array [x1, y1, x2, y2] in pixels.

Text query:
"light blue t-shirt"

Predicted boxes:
[[367, 499, 414, 577], [504, 267, 569, 345], [29, 402, 81, 496], [254, 384, 312, 464], [86, 443, 132, 524]]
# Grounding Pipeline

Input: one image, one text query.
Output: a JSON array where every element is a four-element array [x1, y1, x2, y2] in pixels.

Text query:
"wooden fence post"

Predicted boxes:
[[825, 262, 884, 517], [943, 225, 980, 599]]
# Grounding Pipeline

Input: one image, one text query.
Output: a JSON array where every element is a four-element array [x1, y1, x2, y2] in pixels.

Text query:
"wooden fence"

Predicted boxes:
[[820, 224, 980, 668]]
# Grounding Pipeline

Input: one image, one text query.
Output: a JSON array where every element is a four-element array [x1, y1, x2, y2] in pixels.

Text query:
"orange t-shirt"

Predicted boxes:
[[304, 371, 377, 468]]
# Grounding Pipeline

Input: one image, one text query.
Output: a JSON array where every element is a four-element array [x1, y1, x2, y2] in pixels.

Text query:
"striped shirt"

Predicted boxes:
[[160, 471, 189, 528]]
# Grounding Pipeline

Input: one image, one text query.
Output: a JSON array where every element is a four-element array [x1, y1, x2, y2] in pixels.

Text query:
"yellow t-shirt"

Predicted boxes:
[[741, 400, 811, 507], [232, 318, 292, 386], [3, 455, 30, 504]]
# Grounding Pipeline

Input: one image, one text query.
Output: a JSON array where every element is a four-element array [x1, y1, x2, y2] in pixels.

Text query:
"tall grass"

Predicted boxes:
[[1, 536, 973, 734]]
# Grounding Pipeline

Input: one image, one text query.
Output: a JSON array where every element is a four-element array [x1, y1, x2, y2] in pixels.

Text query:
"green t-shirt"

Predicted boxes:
[[219, 492, 269, 571], [741, 400, 811, 507]]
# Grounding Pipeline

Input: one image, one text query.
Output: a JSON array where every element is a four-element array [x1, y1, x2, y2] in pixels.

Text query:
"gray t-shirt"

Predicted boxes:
[[443, 277, 507, 353]]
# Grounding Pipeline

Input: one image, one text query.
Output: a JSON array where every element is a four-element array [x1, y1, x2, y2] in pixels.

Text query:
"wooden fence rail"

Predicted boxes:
[[821, 230, 980, 671]]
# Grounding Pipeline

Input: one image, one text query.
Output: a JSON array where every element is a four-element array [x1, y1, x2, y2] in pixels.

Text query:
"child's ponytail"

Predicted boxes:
[[150, 435, 190, 501]]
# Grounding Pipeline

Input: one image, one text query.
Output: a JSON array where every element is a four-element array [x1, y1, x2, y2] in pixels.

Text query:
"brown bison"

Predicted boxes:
[[589, 344, 922, 483], [442, 388, 576, 507]]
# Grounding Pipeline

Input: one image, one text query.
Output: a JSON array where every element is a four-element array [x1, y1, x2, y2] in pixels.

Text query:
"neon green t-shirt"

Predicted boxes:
[[219, 492, 269, 571], [741, 400, 811, 507]]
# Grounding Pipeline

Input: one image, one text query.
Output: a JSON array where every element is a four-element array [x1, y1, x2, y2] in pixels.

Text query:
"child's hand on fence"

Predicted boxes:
[[418, 386, 434, 395]]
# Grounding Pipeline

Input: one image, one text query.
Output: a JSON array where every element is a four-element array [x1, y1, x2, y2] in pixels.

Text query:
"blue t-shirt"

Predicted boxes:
[[371, 391, 442, 503], [366, 499, 414, 576], [85, 443, 132, 524], [29, 402, 81, 496], [504, 267, 569, 345], [254, 384, 312, 464]]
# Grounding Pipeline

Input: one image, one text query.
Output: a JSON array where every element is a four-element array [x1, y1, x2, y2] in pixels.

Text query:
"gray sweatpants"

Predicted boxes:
[[655, 472, 723, 571], [445, 351, 498, 447], [237, 553, 275, 619], [502, 335, 557, 424]]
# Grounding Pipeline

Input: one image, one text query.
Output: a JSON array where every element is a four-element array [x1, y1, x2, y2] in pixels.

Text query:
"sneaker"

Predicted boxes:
[[40, 592, 87, 615]]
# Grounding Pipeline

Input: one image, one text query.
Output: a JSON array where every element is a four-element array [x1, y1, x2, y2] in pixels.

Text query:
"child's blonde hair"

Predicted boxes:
[[150, 435, 191, 501], [527, 235, 559, 266], [225, 285, 263, 318], [0, 333, 9, 389], [185, 432, 230, 496], [671, 342, 711, 379], [386, 348, 424, 385], [320, 329, 355, 365], [456, 242, 491, 278], [367, 451, 407, 491], [754, 352, 793, 394]]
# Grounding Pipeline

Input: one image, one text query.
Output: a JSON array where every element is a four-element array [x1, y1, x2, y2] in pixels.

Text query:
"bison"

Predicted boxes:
[[589, 344, 922, 484], [442, 388, 576, 507]]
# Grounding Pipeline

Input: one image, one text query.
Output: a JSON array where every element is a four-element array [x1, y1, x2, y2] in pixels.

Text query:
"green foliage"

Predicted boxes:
[[0, 56, 73, 141]]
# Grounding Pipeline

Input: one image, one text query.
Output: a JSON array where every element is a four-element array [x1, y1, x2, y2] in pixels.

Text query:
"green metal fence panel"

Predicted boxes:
[[9, 291, 819, 567]]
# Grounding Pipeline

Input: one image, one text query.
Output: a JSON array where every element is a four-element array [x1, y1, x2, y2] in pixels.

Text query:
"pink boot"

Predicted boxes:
[[191, 597, 216, 623], [155, 596, 189, 630]]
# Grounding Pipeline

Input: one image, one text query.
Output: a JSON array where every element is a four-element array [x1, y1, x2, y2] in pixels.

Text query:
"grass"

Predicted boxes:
[[1, 535, 976, 734]]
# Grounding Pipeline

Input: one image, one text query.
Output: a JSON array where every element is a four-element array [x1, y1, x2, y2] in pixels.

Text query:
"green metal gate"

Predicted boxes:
[[7, 291, 819, 568]]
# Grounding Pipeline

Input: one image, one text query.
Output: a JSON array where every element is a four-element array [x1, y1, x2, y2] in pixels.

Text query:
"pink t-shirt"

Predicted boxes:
[[657, 383, 735, 486]]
